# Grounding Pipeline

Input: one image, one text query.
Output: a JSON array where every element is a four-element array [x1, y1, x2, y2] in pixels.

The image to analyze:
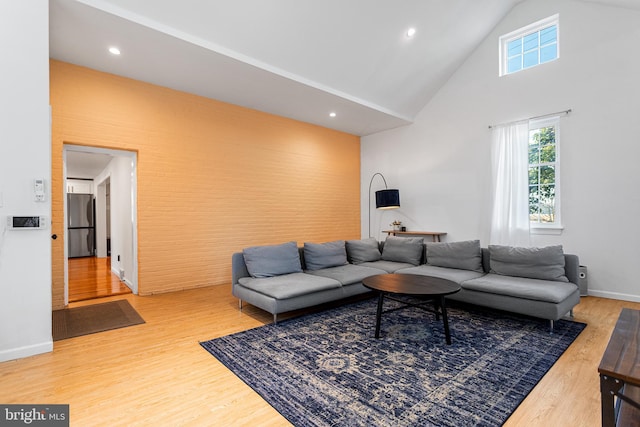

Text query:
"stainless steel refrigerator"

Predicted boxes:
[[68, 193, 95, 258]]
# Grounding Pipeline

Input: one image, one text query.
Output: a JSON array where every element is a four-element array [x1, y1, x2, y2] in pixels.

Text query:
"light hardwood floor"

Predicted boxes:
[[0, 286, 637, 426], [68, 257, 132, 302]]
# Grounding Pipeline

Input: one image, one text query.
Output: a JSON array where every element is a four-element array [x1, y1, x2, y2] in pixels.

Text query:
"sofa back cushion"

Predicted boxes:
[[489, 244, 569, 282], [303, 240, 348, 271], [426, 240, 483, 272], [381, 236, 424, 266], [346, 238, 382, 264], [242, 241, 302, 278]]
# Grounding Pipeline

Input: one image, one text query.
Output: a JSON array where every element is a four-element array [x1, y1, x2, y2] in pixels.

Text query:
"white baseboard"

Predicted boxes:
[[587, 289, 640, 303], [111, 266, 134, 292], [0, 341, 53, 363]]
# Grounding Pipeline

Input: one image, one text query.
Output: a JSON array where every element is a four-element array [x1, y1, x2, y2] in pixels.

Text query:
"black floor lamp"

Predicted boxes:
[[368, 172, 400, 237]]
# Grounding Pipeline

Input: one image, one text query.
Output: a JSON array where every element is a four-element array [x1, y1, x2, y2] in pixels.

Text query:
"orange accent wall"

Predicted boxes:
[[50, 60, 360, 308]]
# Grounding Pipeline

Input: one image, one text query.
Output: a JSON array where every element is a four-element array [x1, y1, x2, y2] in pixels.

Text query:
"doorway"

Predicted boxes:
[[63, 145, 139, 304], [67, 257, 131, 301]]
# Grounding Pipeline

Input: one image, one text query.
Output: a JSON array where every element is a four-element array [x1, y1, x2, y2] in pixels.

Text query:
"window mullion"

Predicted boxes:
[[500, 14, 558, 75], [538, 31, 541, 66]]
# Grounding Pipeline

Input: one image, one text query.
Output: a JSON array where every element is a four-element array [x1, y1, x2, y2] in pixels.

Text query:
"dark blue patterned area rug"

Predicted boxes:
[[200, 298, 585, 427]]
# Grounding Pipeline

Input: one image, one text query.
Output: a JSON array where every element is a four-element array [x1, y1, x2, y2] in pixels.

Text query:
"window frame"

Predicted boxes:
[[528, 116, 563, 234], [499, 14, 560, 76]]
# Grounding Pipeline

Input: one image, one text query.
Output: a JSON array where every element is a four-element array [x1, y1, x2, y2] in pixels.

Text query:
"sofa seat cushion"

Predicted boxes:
[[306, 264, 387, 285], [461, 273, 578, 304], [359, 260, 416, 273], [397, 265, 486, 285], [238, 273, 341, 299]]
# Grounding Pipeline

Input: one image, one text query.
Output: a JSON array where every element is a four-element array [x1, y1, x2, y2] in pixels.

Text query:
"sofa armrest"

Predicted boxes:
[[232, 252, 250, 284], [564, 254, 580, 286]]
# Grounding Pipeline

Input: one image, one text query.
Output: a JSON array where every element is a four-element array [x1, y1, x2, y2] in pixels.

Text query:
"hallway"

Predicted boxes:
[[68, 257, 131, 302]]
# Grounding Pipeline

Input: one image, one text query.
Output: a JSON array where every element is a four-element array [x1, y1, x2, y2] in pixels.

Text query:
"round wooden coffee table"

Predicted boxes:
[[362, 273, 461, 344]]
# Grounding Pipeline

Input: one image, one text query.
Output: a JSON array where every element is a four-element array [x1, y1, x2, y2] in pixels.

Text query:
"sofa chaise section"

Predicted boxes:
[[232, 240, 394, 323], [399, 241, 581, 331], [450, 272, 580, 328]]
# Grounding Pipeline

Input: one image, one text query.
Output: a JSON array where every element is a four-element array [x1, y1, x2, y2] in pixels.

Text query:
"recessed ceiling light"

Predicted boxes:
[[406, 28, 416, 38], [108, 47, 121, 55], [329, 112, 337, 118]]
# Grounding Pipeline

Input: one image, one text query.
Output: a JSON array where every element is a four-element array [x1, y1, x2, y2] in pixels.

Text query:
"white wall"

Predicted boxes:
[[0, 1, 52, 361], [93, 153, 137, 293], [108, 156, 135, 290], [95, 179, 108, 258], [363, 0, 640, 301]]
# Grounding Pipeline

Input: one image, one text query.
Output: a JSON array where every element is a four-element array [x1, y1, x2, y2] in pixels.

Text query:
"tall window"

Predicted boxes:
[[500, 14, 559, 76], [528, 117, 560, 227]]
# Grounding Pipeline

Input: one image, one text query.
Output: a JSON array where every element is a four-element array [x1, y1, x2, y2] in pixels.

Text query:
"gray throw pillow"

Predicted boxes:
[[345, 238, 381, 264], [243, 241, 302, 278], [304, 240, 348, 271], [427, 240, 483, 272], [381, 236, 424, 266], [489, 244, 569, 282]]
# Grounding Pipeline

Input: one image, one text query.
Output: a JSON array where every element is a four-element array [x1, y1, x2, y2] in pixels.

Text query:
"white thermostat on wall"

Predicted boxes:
[[6, 216, 48, 230]]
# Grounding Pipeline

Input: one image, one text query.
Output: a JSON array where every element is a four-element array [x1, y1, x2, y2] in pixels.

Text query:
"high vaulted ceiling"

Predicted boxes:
[[49, 0, 640, 137]]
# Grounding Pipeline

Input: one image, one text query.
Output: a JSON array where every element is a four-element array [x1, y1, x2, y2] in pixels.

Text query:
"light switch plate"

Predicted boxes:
[[34, 179, 45, 202]]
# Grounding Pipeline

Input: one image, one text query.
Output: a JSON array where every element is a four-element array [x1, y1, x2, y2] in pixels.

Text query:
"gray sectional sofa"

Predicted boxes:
[[231, 237, 581, 331]]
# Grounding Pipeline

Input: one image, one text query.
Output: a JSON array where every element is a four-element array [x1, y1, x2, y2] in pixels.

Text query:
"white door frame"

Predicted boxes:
[[95, 177, 109, 258], [63, 145, 138, 304]]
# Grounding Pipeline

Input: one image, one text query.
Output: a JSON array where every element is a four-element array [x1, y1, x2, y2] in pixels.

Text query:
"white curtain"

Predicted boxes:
[[489, 121, 531, 247]]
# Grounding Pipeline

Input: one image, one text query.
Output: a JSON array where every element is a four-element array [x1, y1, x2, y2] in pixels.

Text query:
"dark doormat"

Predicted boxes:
[[52, 299, 145, 341]]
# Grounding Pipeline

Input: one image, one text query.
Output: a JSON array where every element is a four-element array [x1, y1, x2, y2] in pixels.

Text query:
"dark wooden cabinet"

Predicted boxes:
[[598, 308, 640, 426]]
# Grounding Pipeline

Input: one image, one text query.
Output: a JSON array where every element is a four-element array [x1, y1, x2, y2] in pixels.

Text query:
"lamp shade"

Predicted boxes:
[[375, 189, 400, 209]]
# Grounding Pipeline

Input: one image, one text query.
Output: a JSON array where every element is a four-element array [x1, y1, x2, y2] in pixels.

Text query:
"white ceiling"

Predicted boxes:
[[51, 0, 640, 177], [50, 0, 528, 137], [49, 0, 640, 137], [66, 150, 113, 179]]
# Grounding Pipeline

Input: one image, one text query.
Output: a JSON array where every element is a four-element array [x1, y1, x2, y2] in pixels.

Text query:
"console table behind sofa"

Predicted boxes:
[[383, 231, 447, 242]]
